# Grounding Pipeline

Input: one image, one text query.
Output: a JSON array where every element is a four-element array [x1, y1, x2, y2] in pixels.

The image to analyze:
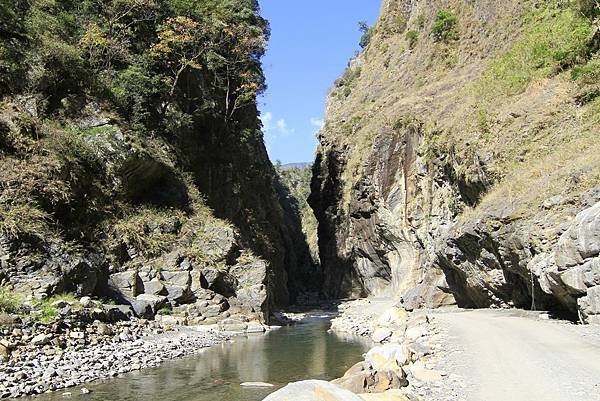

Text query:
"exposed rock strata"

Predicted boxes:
[[310, 0, 600, 319]]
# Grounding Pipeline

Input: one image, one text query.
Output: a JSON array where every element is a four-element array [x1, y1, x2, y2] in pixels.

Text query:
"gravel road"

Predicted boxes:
[[434, 309, 600, 401]]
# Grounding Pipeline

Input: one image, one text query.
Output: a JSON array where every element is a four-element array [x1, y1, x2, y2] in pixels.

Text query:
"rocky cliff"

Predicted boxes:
[[310, 0, 600, 322], [0, 0, 309, 323]]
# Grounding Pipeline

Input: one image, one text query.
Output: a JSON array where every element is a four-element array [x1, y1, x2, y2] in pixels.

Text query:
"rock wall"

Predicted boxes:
[[310, 0, 600, 320], [0, 1, 311, 322]]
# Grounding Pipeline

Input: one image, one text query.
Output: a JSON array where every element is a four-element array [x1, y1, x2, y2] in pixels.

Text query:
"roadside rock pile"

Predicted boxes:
[[333, 304, 448, 398], [265, 299, 472, 401]]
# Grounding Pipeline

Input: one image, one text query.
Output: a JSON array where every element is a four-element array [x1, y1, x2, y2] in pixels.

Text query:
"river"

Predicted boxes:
[[25, 312, 369, 401]]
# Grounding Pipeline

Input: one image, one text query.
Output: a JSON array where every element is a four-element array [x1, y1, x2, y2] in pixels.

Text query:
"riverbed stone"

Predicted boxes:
[[219, 318, 247, 332], [263, 380, 364, 401], [366, 344, 410, 371], [372, 328, 393, 343], [31, 333, 53, 346], [358, 390, 410, 401]]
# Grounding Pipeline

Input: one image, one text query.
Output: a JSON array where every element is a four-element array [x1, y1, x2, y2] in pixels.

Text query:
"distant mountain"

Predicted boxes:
[[280, 162, 312, 170]]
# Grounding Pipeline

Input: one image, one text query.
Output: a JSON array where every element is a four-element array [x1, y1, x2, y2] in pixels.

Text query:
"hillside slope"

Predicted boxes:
[[0, 0, 309, 321], [310, 0, 600, 322]]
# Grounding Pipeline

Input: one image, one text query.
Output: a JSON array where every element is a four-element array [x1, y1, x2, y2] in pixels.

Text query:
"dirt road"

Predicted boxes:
[[434, 310, 600, 401]]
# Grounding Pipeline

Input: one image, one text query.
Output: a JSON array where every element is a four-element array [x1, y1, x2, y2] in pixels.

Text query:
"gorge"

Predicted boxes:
[[1, 0, 600, 400]]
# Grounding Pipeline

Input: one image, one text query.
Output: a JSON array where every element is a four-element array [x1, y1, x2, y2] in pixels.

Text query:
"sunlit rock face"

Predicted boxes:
[[310, 0, 600, 319]]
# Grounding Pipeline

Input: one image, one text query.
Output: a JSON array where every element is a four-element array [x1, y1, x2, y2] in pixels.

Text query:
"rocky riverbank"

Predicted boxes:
[[0, 294, 275, 399], [264, 299, 470, 401], [0, 317, 231, 399]]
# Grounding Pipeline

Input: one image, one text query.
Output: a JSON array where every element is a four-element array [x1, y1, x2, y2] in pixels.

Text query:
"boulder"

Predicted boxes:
[[165, 285, 194, 305], [554, 202, 600, 269], [410, 367, 443, 382], [160, 271, 191, 288], [229, 260, 268, 288], [372, 328, 392, 343], [142, 279, 167, 296], [31, 333, 53, 346], [201, 267, 237, 297], [376, 308, 408, 327], [246, 321, 266, 333], [79, 296, 93, 308], [578, 285, 600, 323], [203, 303, 227, 318], [236, 284, 268, 320], [95, 323, 113, 336], [195, 224, 240, 264], [365, 344, 411, 371], [332, 362, 373, 393], [263, 380, 364, 401], [54, 255, 100, 296], [405, 326, 427, 341], [0, 340, 11, 361], [108, 271, 143, 301], [132, 294, 168, 318], [334, 361, 409, 394], [103, 304, 135, 322], [219, 318, 248, 332]]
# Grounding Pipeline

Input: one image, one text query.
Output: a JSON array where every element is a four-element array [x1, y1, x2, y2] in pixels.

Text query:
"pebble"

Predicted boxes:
[[0, 318, 231, 399]]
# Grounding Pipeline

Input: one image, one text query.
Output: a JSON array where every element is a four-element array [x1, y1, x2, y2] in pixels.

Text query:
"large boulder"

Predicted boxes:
[[230, 260, 269, 319], [102, 304, 135, 322], [262, 380, 364, 401], [56, 255, 101, 296], [142, 279, 167, 296], [132, 294, 168, 318], [334, 345, 409, 394], [107, 271, 143, 301], [161, 270, 194, 304], [200, 267, 237, 297], [365, 344, 411, 371]]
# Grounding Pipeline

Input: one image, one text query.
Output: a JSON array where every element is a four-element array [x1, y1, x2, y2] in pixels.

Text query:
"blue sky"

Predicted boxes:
[[258, 1, 381, 164]]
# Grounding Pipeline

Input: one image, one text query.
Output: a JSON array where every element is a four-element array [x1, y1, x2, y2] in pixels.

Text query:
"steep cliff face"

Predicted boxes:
[[0, 0, 308, 321], [311, 0, 600, 321]]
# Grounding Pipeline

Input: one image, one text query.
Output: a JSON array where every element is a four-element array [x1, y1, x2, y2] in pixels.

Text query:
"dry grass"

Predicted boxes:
[[320, 0, 599, 222]]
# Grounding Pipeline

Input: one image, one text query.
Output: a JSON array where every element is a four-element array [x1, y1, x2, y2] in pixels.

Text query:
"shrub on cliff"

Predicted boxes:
[[0, 287, 21, 314], [432, 10, 458, 43], [359, 21, 375, 49], [406, 30, 419, 49]]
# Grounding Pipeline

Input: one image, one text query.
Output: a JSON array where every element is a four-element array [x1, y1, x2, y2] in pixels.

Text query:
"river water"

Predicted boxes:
[[28, 312, 369, 401]]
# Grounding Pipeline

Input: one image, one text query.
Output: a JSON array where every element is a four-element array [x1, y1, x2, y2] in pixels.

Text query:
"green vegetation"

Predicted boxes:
[[572, 56, 600, 103], [416, 14, 426, 30], [112, 207, 185, 258], [406, 30, 419, 49], [32, 294, 79, 324], [0, 287, 21, 314], [476, 7, 593, 98], [157, 306, 173, 315], [0, 203, 51, 240], [432, 11, 459, 43], [359, 21, 376, 49], [0, 0, 275, 276], [0, 0, 268, 122], [274, 165, 319, 264]]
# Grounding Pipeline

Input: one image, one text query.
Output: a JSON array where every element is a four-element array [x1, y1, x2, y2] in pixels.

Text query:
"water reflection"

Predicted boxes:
[[25, 313, 369, 401]]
